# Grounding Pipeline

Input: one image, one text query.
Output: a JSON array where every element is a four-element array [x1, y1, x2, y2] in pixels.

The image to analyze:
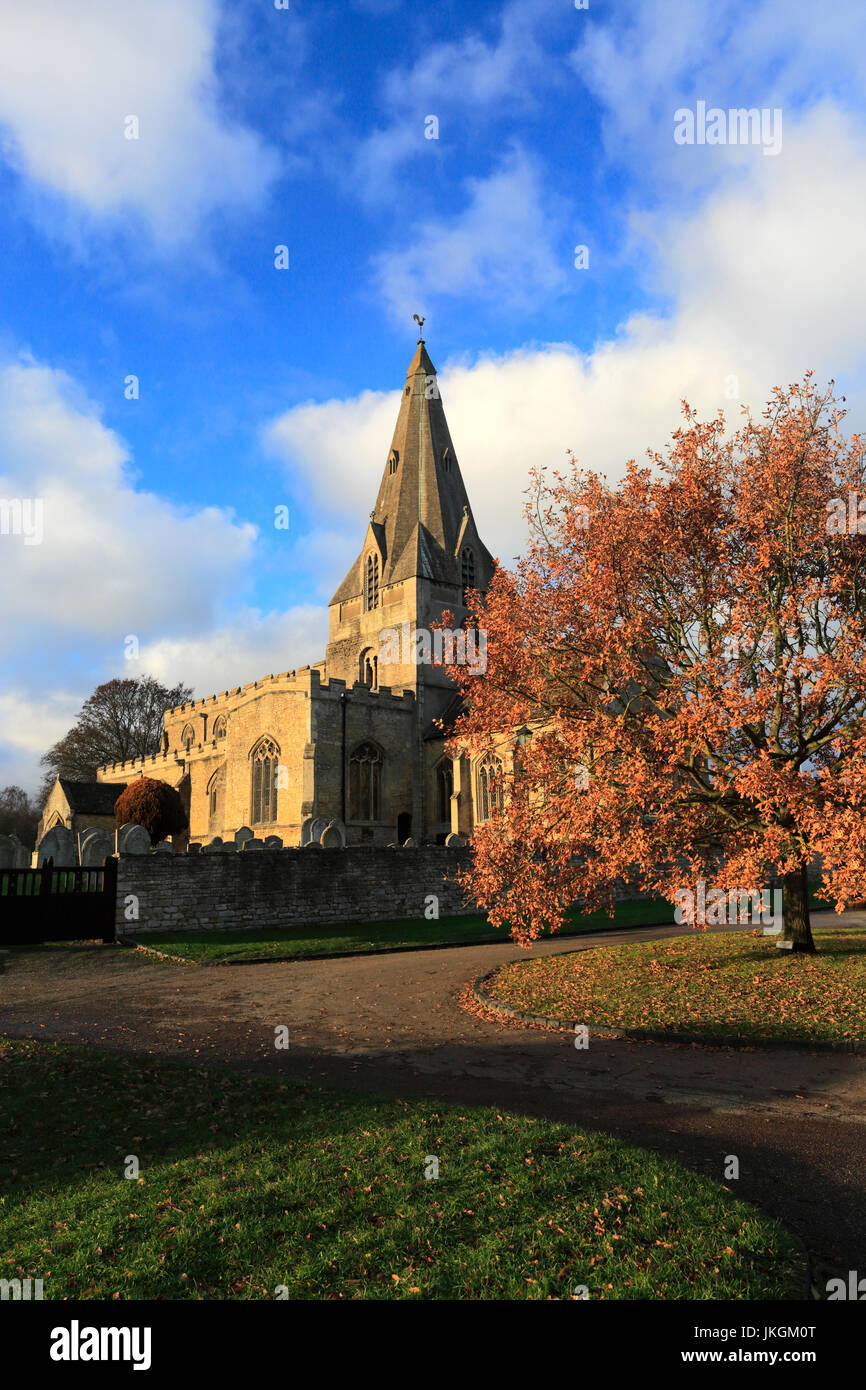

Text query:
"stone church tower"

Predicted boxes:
[[325, 331, 496, 833], [93, 332, 498, 848]]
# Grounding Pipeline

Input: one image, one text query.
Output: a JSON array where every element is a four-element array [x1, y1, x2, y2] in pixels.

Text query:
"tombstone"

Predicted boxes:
[[320, 821, 345, 849], [80, 828, 112, 866], [187, 842, 202, 855], [222, 840, 237, 852], [37, 824, 77, 867], [300, 817, 314, 847], [203, 839, 224, 854], [0, 835, 15, 868], [403, 836, 419, 847], [309, 817, 327, 846], [263, 836, 283, 850], [234, 826, 255, 848], [118, 823, 152, 855], [153, 840, 174, 854], [9, 834, 29, 868], [241, 838, 264, 851], [445, 832, 465, 847]]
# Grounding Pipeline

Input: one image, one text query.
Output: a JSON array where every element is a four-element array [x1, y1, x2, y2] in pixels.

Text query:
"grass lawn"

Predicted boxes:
[[482, 929, 866, 1042], [0, 1039, 802, 1301], [131, 897, 680, 964]]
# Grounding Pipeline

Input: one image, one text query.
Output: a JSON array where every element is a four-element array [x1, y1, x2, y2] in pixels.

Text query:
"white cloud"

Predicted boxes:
[[265, 388, 400, 523], [0, 359, 257, 645], [0, 356, 264, 792], [0, 690, 82, 757], [573, 0, 866, 181], [354, 0, 557, 196], [268, 105, 866, 565], [373, 149, 570, 321], [0, 689, 88, 797], [0, 0, 279, 242], [136, 605, 329, 697], [0, 359, 362, 796]]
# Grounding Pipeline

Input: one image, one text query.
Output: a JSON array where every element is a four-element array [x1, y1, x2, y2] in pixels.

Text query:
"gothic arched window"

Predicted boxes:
[[364, 553, 380, 611], [360, 649, 378, 690], [250, 736, 280, 825], [181, 723, 195, 751], [389, 450, 399, 476], [461, 546, 475, 601], [437, 759, 453, 823], [213, 715, 227, 740], [349, 741, 382, 822], [477, 757, 502, 822], [442, 447, 451, 473], [207, 766, 225, 822]]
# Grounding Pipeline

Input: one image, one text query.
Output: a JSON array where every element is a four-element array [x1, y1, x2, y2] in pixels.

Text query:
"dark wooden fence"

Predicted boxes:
[[0, 856, 117, 945]]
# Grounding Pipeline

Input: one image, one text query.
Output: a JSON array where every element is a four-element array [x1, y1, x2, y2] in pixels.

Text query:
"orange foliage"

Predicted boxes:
[[450, 376, 866, 947]]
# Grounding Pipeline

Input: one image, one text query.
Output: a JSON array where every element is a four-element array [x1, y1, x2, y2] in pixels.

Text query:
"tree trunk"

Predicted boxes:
[[779, 860, 815, 953]]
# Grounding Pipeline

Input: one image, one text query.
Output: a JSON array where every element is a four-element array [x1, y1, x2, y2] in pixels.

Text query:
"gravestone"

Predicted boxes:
[[0, 835, 14, 868], [9, 834, 29, 868], [241, 838, 264, 851], [37, 824, 77, 867], [403, 836, 419, 847], [153, 840, 174, 854], [309, 818, 327, 846], [445, 832, 464, 847], [187, 842, 202, 855], [80, 828, 112, 866], [203, 839, 224, 854], [234, 826, 254, 848], [118, 823, 151, 855], [10, 834, 28, 868], [263, 836, 283, 850], [320, 822, 345, 849], [300, 817, 314, 847]]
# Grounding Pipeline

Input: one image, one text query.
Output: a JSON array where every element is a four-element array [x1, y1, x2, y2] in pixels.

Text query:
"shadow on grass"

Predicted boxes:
[[0, 1038, 805, 1301]]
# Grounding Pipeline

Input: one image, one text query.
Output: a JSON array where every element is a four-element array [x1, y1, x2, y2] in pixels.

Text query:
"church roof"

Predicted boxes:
[[58, 778, 127, 814], [330, 336, 495, 604]]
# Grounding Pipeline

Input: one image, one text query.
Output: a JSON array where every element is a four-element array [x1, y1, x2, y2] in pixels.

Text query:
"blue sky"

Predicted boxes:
[[2, 0, 866, 794]]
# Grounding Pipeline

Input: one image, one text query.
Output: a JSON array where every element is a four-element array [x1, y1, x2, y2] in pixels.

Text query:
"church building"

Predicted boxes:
[[94, 332, 502, 847]]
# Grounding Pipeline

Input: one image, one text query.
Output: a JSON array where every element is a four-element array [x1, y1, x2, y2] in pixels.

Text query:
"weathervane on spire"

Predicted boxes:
[[413, 313, 426, 341]]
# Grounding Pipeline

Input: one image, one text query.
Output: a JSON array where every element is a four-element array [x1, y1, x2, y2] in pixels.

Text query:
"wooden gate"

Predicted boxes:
[[0, 856, 117, 945]]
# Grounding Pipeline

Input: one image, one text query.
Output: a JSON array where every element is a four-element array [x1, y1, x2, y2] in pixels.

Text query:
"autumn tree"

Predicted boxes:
[[450, 377, 866, 954], [40, 675, 192, 804], [114, 777, 188, 845]]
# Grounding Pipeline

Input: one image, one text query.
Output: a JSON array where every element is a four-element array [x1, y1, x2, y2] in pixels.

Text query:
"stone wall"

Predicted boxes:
[[116, 844, 475, 937]]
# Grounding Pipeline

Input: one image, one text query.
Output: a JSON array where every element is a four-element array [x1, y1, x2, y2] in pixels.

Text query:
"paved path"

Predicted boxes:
[[2, 919, 865, 1274]]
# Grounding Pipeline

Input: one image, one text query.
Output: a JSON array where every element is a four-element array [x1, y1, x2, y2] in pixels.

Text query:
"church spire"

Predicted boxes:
[[329, 325, 494, 604]]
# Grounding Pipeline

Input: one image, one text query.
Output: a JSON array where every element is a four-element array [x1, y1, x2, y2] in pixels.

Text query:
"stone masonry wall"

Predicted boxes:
[[116, 845, 474, 937]]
